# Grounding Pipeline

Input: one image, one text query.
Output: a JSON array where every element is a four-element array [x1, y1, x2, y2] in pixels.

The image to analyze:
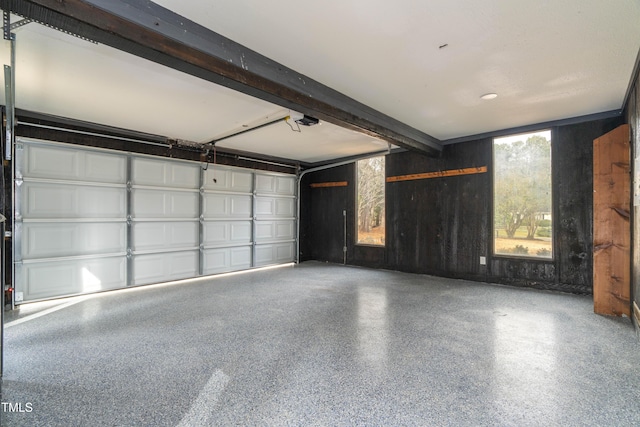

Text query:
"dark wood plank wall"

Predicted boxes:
[[386, 140, 490, 279], [300, 167, 352, 264], [301, 117, 623, 293]]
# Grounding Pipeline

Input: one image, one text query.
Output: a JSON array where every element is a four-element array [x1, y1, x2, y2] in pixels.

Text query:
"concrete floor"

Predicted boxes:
[[1, 261, 639, 426]]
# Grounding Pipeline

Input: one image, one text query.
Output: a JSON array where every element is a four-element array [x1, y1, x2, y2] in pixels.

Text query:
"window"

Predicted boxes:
[[493, 130, 552, 258], [356, 156, 385, 246]]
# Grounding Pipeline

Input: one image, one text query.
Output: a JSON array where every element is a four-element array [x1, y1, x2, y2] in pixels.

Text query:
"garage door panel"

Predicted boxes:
[[132, 189, 199, 219], [25, 262, 75, 300], [203, 221, 252, 246], [23, 222, 126, 259], [85, 153, 127, 183], [167, 251, 199, 278], [203, 249, 227, 274], [275, 243, 295, 261], [23, 143, 126, 184], [133, 255, 161, 285], [275, 222, 295, 240], [132, 158, 163, 184], [231, 197, 253, 217], [23, 182, 126, 219], [203, 168, 252, 193], [170, 193, 200, 218], [133, 251, 199, 285], [19, 256, 126, 301], [133, 221, 199, 251], [203, 194, 252, 218], [255, 197, 295, 219], [230, 246, 252, 268], [24, 144, 78, 179], [203, 246, 252, 275], [131, 190, 164, 216], [255, 221, 295, 242], [255, 223, 273, 241], [170, 166, 200, 189], [255, 174, 295, 196], [231, 222, 253, 241], [255, 242, 295, 266], [132, 158, 199, 189], [170, 222, 199, 248]]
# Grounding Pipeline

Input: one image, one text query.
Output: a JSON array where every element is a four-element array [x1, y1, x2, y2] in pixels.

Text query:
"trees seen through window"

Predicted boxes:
[[357, 156, 385, 246], [493, 131, 552, 258]]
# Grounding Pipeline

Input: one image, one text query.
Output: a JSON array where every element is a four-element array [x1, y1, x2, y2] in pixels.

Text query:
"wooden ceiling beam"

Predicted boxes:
[[1, 0, 443, 156]]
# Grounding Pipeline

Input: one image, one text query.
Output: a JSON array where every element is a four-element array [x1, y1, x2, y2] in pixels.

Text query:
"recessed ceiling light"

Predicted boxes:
[[480, 93, 498, 100]]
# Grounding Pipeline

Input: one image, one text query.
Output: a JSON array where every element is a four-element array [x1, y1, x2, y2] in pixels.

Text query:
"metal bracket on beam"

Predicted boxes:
[[3, 10, 33, 38], [10, 17, 32, 31], [3, 10, 9, 40]]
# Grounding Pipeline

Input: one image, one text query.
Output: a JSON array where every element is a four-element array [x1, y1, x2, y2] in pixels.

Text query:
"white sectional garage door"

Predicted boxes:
[[254, 173, 296, 267], [13, 138, 296, 303], [130, 157, 201, 286], [201, 166, 253, 275]]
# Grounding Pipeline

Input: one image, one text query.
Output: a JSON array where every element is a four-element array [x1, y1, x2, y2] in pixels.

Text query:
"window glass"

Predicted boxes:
[[493, 130, 552, 258], [357, 156, 385, 246]]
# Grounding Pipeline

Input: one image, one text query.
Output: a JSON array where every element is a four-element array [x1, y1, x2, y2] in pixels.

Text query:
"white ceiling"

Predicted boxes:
[[2, 0, 640, 162]]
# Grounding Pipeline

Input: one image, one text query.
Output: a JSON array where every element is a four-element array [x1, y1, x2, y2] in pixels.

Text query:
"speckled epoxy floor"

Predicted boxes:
[[1, 262, 639, 426]]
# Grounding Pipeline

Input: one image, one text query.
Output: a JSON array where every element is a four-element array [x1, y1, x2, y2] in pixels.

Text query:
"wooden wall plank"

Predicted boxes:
[[593, 124, 631, 316], [386, 166, 487, 183], [310, 181, 348, 188]]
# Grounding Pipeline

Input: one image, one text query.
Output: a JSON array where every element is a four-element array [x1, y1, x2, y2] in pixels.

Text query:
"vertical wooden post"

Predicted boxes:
[[593, 124, 631, 316]]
